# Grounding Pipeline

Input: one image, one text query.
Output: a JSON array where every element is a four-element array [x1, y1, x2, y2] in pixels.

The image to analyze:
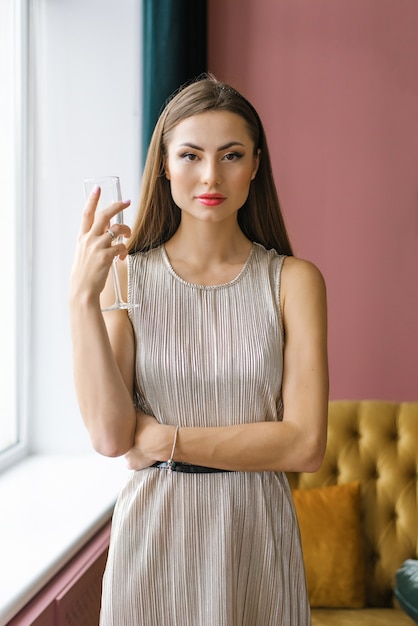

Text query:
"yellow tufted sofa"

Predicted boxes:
[[287, 400, 418, 625]]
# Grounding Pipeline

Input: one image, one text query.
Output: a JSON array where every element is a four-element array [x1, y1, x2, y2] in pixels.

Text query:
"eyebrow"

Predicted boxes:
[[177, 141, 246, 151]]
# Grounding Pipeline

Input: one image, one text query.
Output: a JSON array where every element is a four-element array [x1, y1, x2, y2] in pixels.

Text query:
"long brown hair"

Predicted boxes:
[[128, 74, 293, 256]]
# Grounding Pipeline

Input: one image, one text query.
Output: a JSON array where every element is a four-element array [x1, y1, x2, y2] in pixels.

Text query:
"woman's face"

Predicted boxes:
[[164, 110, 260, 225]]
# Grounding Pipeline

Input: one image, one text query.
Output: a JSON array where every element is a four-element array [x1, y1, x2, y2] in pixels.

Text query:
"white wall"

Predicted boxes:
[[29, 0, 142, 452]]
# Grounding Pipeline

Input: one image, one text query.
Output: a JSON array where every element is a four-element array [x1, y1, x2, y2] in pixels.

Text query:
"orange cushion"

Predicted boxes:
[[292, 481, 366, 608]]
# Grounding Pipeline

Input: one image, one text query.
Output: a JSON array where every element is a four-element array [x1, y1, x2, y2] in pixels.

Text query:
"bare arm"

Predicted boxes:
[[69, 188, 136, 457], [126, 257, 329, 473]]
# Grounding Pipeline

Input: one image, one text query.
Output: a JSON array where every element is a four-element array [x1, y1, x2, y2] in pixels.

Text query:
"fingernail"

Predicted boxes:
[[92, 184, 100, 194], [123, 199, 131, 204]]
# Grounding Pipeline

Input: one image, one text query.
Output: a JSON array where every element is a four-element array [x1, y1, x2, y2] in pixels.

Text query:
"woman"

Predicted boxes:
[[70, 74, 328, 625]]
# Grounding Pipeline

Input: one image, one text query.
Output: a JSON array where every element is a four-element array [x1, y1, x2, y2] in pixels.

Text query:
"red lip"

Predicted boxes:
[[196, 194, 226, 206]]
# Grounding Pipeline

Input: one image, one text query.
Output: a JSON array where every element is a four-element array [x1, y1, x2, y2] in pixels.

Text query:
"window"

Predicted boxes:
[[0, 0, 30, 468], [0, 0, 140, 469]]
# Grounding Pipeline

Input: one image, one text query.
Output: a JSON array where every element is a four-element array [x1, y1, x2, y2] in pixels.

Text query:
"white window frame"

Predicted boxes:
[[0, 0, 32, 472], [0, 0, 140, 619]]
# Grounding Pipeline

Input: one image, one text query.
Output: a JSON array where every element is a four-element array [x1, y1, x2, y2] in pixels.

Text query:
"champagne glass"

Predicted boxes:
[[83, 175, 132, 312]]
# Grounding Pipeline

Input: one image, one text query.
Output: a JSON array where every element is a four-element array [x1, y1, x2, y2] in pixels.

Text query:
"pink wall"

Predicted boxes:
[[208, 0, 418, 402]]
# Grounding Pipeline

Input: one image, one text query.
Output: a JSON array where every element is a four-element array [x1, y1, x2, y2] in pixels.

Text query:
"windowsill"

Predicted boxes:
[[0, 453, 129, 626]]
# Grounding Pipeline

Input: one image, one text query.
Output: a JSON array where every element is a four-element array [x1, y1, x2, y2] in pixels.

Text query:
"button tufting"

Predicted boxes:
[[370, 551, 380, 564], [371, 468, 379, 480]]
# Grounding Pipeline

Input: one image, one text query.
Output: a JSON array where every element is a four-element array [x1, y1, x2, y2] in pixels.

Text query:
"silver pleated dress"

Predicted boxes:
[[100, 243, 311, 626]]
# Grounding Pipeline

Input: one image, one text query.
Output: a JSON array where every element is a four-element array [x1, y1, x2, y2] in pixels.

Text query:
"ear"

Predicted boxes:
[[251, 149, 261, 180], [163, 158, 171, 180]]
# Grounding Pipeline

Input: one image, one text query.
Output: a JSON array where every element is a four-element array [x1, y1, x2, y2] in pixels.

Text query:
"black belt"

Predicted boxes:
[[151, 461, 230, 474]]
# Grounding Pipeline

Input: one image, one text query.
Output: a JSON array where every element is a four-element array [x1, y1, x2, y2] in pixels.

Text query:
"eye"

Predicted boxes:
[[222, 152, 243, 162], [180, 152, 198, 162]]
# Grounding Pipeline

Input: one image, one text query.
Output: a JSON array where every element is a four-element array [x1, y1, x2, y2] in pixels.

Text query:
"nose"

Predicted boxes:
[[201, 158, 221, 186]]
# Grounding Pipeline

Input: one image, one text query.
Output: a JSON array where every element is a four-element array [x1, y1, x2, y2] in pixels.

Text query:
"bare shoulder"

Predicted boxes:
[[279, 256, 327, 333], [281, 256, 326, 297]]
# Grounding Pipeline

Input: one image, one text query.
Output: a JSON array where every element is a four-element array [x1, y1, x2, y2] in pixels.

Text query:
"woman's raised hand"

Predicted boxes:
[[69, 186, 131, 306]]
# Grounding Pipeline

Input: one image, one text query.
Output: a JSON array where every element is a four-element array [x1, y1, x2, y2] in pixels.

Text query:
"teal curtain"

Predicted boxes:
[[142, 0, 207, 165]]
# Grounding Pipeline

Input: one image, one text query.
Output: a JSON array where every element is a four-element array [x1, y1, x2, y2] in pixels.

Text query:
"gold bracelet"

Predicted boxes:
[[167, 425, 179, 475]]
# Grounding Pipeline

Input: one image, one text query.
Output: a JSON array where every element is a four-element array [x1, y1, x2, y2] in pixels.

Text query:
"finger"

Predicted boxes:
[[117, 246, 129, 261], [92, 200, 131, 234], [103, 224, 131, 242], [79, 185, 101, 236], [109, 242, 128, 260]]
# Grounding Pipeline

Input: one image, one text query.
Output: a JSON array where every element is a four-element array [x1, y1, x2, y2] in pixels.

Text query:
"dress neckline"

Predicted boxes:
[[160, 244, 255, 290]]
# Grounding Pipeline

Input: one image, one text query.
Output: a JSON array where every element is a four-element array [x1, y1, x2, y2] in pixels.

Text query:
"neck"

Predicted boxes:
[[166, 218, 251, 265]]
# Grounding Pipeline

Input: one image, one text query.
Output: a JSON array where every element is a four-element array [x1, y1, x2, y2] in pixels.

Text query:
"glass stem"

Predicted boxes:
[[110, 259, 124, 304]]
